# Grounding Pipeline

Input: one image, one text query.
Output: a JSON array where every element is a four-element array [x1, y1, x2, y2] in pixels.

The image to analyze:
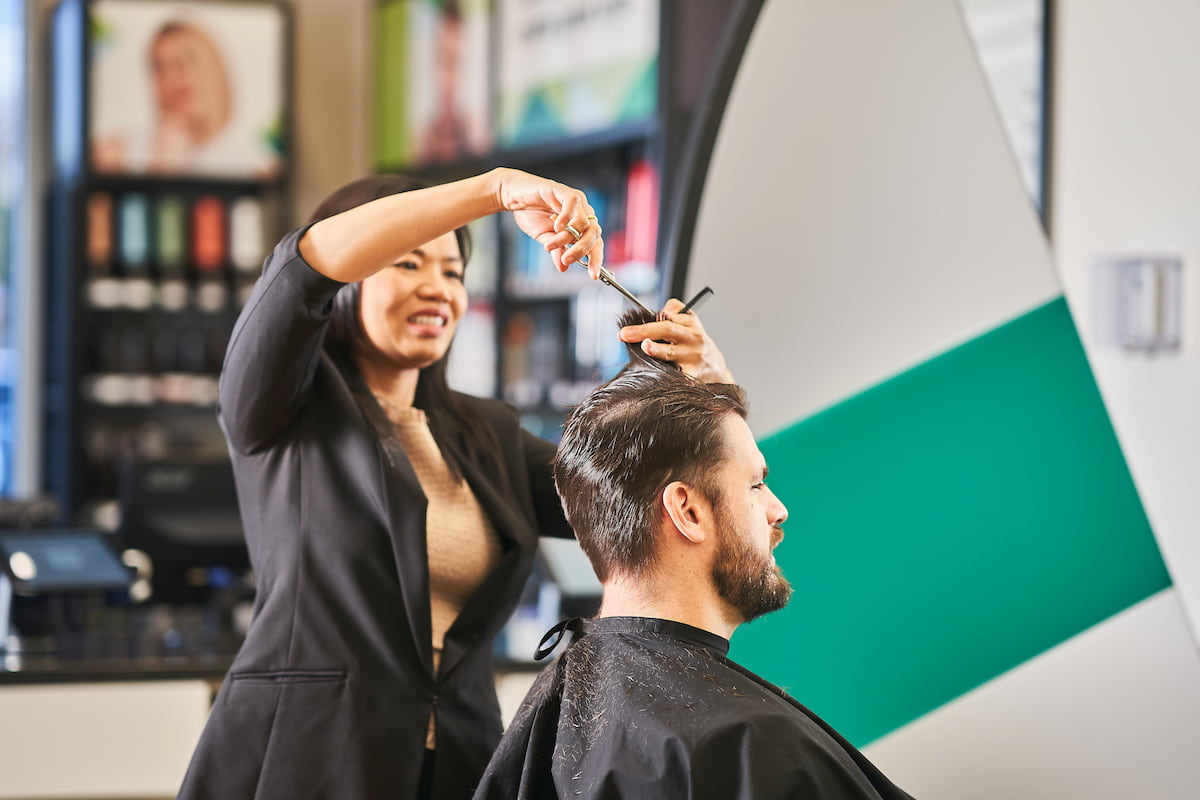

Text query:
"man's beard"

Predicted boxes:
[[711, 505, 792, 624]]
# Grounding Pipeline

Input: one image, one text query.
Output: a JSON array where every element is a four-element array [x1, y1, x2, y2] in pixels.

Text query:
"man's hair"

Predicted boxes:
[[554, 360, 747, 581]]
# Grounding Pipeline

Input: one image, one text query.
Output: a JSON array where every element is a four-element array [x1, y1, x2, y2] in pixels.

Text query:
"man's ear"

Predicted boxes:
[[662, 481, 713, 544]]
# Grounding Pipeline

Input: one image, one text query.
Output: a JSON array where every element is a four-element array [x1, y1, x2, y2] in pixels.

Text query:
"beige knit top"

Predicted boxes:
[[385, 405, 503, 749]]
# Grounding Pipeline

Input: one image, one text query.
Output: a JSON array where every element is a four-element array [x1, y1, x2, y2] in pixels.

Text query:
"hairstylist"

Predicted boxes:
[[176, 167, 732, 800]]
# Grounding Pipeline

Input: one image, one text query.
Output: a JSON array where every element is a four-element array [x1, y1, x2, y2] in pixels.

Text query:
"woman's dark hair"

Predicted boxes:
[[309, 174, 500, 482], [554, 365, 746, 582]]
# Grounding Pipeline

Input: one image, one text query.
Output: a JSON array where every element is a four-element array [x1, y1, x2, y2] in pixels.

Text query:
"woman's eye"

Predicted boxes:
[[394, 260, 418, 270], [444, 270, 464, 282]]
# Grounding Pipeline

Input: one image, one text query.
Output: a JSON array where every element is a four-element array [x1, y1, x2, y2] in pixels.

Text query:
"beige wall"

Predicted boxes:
[[286, 0, 374, 223]]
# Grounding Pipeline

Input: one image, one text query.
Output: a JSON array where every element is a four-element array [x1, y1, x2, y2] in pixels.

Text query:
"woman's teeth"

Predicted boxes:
[[409, 315, 445, 326]]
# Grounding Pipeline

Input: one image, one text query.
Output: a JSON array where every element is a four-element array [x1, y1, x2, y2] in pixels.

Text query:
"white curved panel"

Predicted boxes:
[[685, 0, 1060, 435], [865, 590, 1200, 800]]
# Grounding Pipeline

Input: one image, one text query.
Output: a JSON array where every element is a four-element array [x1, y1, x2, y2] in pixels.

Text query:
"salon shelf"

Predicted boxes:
[[391, 118, 661, 183], [79, 397, 221, 413], [85, 172, 289, 194], [45, 0, 293, 523]]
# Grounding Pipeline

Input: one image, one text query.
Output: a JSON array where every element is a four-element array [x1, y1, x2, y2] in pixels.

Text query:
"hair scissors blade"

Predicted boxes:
[[577, 257, 656, 316]]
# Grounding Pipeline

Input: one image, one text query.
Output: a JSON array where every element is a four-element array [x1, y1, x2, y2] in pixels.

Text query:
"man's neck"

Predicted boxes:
[[597, 574, 740, 640]]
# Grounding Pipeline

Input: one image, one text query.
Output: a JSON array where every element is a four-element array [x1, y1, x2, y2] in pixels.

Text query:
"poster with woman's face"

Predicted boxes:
[[88, 0, 286, 180], [374, 0, 492, 170]]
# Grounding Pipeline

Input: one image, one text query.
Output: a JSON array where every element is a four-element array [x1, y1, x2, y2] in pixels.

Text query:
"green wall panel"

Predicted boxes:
[[736, 297, 1169, 746], [373, 1, 411, 170]]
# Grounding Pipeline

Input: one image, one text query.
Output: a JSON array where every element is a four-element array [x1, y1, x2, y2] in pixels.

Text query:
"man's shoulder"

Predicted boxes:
[[481, 630, 914, 800], [566, 626, 800, 732]]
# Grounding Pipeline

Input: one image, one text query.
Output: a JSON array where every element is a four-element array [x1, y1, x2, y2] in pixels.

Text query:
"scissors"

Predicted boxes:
[[576, 256, 655, 315], [576, 256, 713, 318]]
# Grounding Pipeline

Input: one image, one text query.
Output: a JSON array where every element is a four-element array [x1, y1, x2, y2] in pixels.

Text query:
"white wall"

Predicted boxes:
[[683, 0, 1060, 437], [866, 589, 1200, 800], [0, 681, 213, 799], [680, 0, 1200, 795], [1051, 0, 1200, 647]]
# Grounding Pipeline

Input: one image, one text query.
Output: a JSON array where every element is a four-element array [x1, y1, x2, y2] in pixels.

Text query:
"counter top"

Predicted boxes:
[[1, 601, 546, 684], [1, 649, 235, 684], [2, 600, 242, 684]]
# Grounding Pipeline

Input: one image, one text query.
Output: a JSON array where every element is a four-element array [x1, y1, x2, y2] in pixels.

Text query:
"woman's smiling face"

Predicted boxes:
[[358, 230, 467, 370]]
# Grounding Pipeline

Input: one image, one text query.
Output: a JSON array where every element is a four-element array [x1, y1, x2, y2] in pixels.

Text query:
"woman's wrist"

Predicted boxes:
[[483, 167, 512, 214]]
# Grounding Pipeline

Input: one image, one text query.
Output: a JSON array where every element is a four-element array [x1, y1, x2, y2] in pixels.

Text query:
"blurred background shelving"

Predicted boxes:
[[375, 0, 739, 658]]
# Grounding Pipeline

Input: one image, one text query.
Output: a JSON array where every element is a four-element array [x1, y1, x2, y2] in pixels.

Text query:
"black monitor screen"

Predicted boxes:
[[0, 529, 131, 593], [117, 458, 248, 603]]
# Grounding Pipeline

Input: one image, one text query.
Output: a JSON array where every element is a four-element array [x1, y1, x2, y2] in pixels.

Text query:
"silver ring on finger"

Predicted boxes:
[[565, 224, 582, 241]]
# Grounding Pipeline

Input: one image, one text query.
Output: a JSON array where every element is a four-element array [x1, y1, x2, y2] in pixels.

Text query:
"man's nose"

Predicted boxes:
[[767, 488, 788, 526]]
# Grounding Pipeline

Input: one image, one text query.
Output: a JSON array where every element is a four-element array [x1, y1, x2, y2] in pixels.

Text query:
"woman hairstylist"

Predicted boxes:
[[176, 168, 732, 800]]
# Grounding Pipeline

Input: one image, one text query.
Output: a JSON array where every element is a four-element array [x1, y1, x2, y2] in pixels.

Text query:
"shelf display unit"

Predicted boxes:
[[373, 0, 738, 660], [45, 0, 291, 535], [374, 0, 735, 442]]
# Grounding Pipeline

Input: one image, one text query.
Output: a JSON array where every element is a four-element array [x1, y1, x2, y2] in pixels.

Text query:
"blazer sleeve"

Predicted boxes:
[[522, 428, 575, 540], [217, 224, 346, 455]]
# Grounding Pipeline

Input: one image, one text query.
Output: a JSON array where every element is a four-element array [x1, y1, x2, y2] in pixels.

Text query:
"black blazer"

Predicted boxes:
[[177, 227, 572, 800]]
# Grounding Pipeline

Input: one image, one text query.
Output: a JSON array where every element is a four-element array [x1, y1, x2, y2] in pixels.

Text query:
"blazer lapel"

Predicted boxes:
[[436, 440, 538, 679], [376, 437, 437, 678]]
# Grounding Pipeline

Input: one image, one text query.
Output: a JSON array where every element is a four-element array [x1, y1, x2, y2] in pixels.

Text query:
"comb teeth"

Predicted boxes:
[[680, 286, 714, 314]]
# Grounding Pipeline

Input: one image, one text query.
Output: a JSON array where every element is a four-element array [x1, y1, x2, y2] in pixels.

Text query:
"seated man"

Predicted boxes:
[[473, 366, 914, 800]]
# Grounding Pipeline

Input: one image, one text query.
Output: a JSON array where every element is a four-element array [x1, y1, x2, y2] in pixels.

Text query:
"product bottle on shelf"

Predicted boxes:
[[117, 191, 156, 309], [85, 190, 119, 308], [155, 193, 189, 310], [230, 195, 265, 306], [191, 195, 229, 312]]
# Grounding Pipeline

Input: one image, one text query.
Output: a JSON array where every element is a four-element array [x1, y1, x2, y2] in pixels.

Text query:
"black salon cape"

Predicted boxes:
[[472, 617, 915, 800]]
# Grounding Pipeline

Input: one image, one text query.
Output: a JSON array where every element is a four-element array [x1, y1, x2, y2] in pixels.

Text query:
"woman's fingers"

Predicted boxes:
[[619, 303, 733, 383], [504, 169, 604, 273], [544, 206, 603, 274], [619, 306, 698, 346], [639, 338, 683, 362], [586, 235, 605, 280], [659, 298, 686, 316], [623, 317, 704, 375]]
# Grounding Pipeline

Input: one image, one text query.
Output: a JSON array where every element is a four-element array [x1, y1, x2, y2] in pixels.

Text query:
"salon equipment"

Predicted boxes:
[[0, 527, 132, 648], [680, 286, 714, 314], [0, 528, 131, 595], [577, 257, 656, 315], [117, 457, 249, 604]]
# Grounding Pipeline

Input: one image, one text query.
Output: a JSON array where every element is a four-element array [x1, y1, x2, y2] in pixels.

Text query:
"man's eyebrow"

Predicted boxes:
[[760, 465, 769, 481]]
